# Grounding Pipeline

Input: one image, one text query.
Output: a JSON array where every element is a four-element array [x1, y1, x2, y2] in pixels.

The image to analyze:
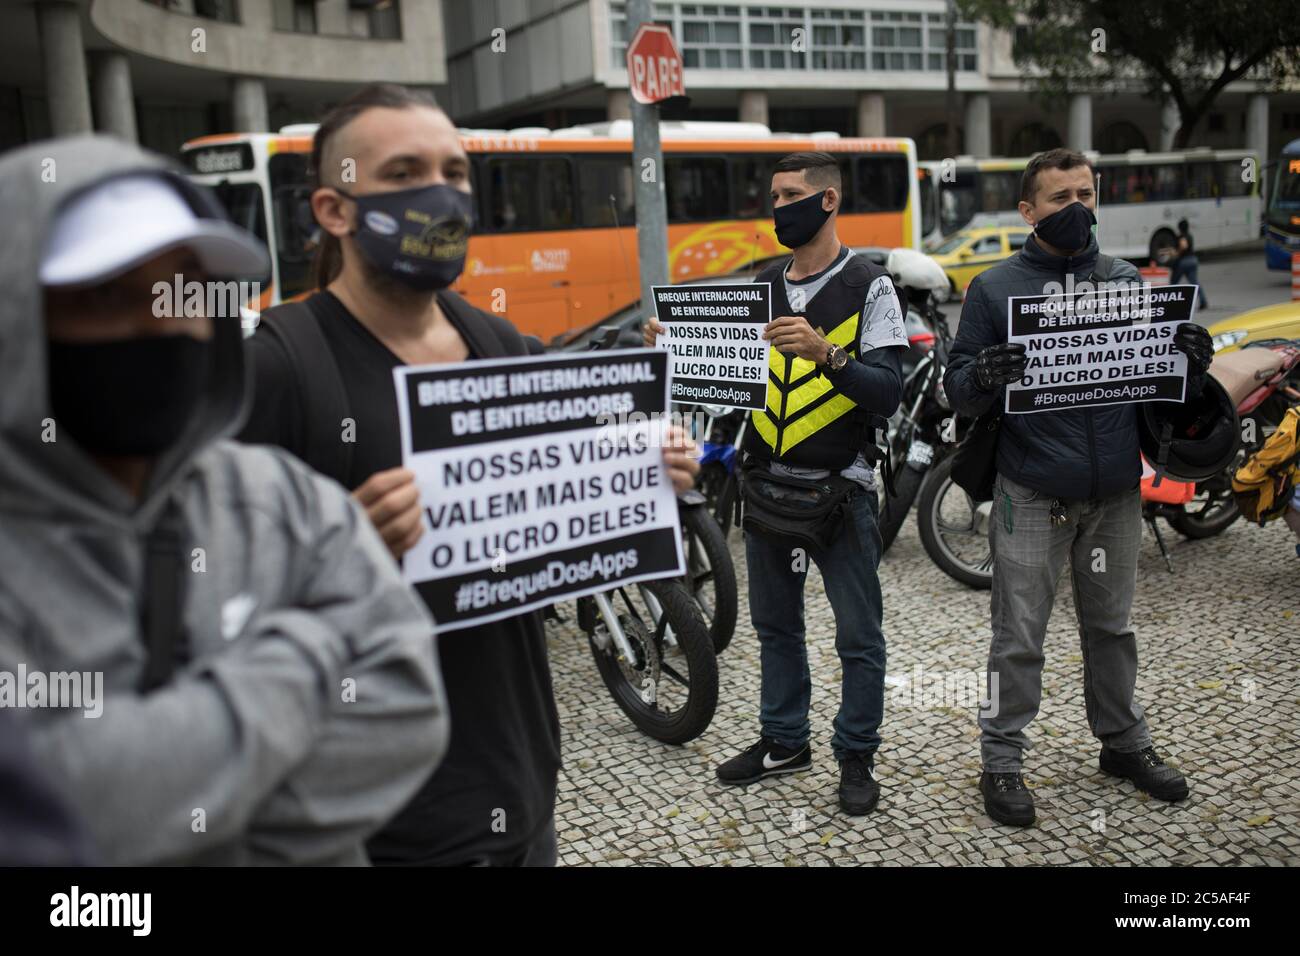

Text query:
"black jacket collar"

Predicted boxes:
[[1021, 233, 1100, 276]]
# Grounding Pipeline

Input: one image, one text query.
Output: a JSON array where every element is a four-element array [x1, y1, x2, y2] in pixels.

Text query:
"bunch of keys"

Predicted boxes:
[[1050, 499, 1069, 527]]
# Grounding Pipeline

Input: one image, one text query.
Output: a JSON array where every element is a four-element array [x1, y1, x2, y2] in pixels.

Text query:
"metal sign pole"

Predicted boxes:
[[627, 0, 670, 318]]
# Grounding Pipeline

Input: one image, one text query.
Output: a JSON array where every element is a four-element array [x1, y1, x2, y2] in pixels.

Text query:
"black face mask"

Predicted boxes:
[[1032, 201, 1096, 254], [774, 190, 831, 249], [339, 183, 474, 290], [47, 335, 210, 456]]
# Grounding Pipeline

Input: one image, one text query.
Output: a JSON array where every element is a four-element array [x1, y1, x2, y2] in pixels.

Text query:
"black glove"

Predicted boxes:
[[974, 342, 1028, 393], [1172, 322, 1213, 398]]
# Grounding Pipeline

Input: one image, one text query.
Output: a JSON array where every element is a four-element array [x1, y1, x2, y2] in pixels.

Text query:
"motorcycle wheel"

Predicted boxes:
[[916, 454, 994, 590], [679, 504, 739, 654], [1167, 438, 1254, 540], [588, 580, 718, 744], [878, 462, 926, 552], [1167, 492, 1240, 539]]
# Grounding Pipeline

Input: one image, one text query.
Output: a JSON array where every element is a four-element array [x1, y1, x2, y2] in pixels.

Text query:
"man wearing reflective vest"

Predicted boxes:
[[645, 151, 906, 814]]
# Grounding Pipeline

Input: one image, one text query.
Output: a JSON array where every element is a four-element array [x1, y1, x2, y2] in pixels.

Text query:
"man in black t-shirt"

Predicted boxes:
[[238, 84, 699, 866]]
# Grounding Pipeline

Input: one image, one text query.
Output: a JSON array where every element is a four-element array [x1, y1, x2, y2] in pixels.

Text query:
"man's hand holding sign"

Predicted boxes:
[[1001, 281, 1211, 414], [647, 283, 773, 410], [764, 314, 834, 362]]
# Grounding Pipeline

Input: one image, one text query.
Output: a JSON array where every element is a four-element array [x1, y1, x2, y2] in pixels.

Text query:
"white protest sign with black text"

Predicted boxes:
[[1005, 283, 1197, 414], [652, 282, 771, 410], [394, 349, 685, 632]]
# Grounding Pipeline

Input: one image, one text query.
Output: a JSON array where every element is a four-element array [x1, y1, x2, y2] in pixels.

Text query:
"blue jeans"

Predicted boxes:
[[1169, 256, 1208, 307], [744, 492, 887, 762]]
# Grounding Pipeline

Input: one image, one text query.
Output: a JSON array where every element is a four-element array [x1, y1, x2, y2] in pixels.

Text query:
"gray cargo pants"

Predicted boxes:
[[980, 472, 1153, 771]]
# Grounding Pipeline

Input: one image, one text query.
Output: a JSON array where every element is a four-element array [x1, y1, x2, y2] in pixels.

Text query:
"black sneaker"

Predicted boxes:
[[1100, 746, 1189, 801], [716, 736, 812, 786], [838, 753, 880, 815], [980, 771, 1035, 827]]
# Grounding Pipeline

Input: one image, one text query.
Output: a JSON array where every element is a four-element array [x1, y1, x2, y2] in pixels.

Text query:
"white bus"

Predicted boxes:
[[919, 149, 1261, 262]]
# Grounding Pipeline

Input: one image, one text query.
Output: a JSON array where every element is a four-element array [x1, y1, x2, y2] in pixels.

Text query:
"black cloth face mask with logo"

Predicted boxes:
[[774, 190, 831, 249], [47, 334, 210, 457], [1032, 201, 1096, 254], [337, 183, 474, 291]]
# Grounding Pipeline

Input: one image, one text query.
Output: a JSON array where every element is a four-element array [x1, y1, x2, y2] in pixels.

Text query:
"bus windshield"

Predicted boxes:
[[212, 181, 268, 253], [1271, 160, 1300, 208]]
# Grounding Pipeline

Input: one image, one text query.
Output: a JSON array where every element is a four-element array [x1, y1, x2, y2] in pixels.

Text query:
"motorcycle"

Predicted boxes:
[[1157, 339, 1300, 542], [876, 248, 967, 551], [677, 462, 739, 654], [568, 327, 726, 743], [695, 402, 745, 536], [913, 338, 1300, 588]]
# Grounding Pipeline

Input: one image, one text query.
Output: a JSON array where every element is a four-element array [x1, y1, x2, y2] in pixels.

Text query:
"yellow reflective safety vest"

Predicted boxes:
[[742, 253, 889, 470]]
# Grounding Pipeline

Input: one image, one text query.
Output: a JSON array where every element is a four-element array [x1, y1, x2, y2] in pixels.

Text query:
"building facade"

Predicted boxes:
[[0, 0, 445, 155], [443, 0, 1295, 161], [0, 0, 1295, 163]]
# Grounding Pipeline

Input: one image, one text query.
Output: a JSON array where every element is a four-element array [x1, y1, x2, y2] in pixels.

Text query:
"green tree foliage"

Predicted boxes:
[[963, 0, 1300, 147]]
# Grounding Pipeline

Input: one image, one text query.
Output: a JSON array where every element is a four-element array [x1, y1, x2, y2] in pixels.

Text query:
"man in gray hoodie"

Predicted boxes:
[[0, 135, 449, 865]]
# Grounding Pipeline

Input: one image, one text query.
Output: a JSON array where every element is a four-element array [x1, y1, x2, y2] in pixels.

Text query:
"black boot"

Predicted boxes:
[[1100, 746, 1189, 801], [980, 771, 1035, 827]]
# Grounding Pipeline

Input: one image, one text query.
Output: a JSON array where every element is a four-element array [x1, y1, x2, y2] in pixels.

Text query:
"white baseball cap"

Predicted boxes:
[[40, 173, 269, 288]]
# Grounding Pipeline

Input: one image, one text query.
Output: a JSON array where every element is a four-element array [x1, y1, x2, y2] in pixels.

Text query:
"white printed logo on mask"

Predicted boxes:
[[364, 210, 399, 236]]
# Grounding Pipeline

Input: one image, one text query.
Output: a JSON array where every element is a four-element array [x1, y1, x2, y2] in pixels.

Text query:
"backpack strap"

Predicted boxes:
[[436, 289, 528, 359], [256, 299, 354, 484]]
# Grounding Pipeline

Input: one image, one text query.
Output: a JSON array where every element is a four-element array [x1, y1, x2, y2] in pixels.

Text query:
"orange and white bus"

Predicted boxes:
[[181, 121, 921, 341]]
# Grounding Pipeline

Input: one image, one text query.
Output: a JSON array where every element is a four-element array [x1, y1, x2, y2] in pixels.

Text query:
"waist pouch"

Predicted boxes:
[[740, 460, 860, 551]]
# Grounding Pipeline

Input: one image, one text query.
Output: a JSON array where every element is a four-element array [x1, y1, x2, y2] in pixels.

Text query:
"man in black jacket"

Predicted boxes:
[[944, 149, 1213, 827]]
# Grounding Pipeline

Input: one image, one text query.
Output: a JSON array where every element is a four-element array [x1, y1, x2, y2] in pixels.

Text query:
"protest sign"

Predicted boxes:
[[652, 282, 771, 409], [1005, 282, 1198, 414], [394, 349, 685, 631]]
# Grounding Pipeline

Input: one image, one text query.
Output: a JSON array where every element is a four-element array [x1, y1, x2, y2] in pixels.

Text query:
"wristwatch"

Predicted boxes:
[[824, 343, 849, 372]]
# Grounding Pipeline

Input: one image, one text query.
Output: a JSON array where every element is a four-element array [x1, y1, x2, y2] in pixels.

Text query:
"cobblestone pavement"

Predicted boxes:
[[545, 510, 1300, 866]]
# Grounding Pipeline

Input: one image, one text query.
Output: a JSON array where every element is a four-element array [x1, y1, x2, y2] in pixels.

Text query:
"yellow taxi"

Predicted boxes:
[[929, 224, 1033, 297], [1207, 301, 1300, 352]]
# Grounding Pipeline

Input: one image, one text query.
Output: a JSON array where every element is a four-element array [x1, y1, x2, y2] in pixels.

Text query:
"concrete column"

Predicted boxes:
[[1246, 93, 1269, 165], [37, 1, 92, 137], [606, 88, 631, 121], [964, 92, 991, 157], [738, 90, 769, 126], [1160, 98, 1180, 150], [231, 77, 268, 133], [91, 51, 137, 143], [1067, 93, 1092, 152], [856, 91, 886, 137]]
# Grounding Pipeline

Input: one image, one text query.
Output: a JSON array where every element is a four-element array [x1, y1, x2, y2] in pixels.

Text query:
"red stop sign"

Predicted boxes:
[[626, 24, 686, 104]]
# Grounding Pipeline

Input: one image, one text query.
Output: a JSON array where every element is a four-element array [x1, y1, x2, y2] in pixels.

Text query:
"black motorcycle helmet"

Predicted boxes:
[[1137, 375, 1240, 483]]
